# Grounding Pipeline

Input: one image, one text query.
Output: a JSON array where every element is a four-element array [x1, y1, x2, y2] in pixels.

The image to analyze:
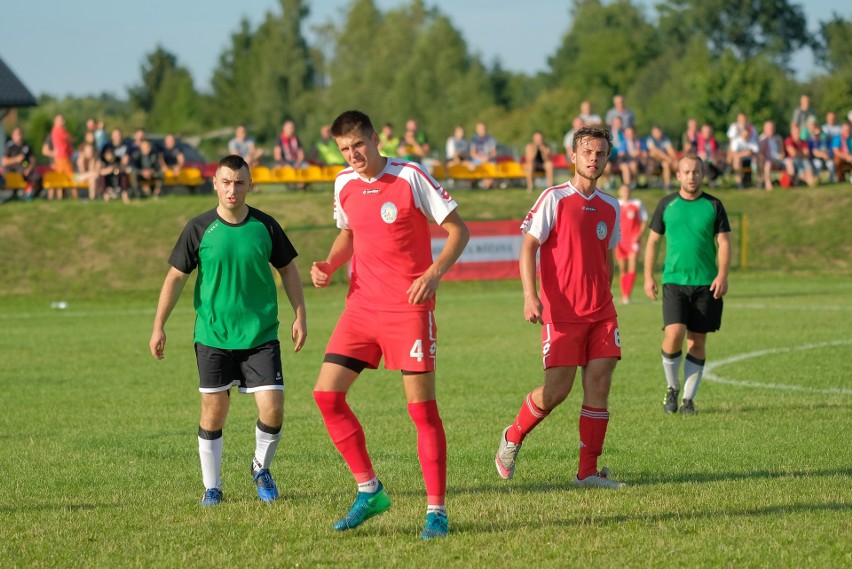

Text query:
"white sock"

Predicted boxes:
[[254, 420, 282, 472], [427, 504, 447, 516], [357, 477, 379, 494], [661, 350, 682, 390], [198, 429, 223, 490], [683, 355, 705, 400]]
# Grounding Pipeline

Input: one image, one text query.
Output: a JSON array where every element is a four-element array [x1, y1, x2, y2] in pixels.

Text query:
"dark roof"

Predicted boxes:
[[0, 56, 37, 109]]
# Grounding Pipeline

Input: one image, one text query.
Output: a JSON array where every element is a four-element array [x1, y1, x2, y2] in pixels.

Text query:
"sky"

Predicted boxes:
[[0, 0, 848, 99]]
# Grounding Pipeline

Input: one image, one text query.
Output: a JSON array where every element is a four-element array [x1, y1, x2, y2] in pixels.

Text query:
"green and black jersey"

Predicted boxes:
[[649, 192, 730, 286], [168, 206, 298, 350]]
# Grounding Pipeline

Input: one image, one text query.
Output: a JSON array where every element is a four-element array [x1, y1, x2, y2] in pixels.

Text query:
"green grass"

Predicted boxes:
[[1, 273, 850, 568], [0, 185, 850, 567]]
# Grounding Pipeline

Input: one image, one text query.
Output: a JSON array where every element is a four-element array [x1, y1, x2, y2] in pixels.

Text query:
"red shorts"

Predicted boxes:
[[541, 318, 621, 369], [325, 306, 437, 372], [615, 239, 640, 260]]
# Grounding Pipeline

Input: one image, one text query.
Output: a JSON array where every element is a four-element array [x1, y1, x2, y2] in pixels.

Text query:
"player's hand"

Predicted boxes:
[[150, 330, 166, 360], [291, 318, 307, 352], [524, 295, 543, 324], [710, 275, 728, 299], [407, 272, 440, 304], [644, 276, 658, 301], [310, 261, 333, 288]]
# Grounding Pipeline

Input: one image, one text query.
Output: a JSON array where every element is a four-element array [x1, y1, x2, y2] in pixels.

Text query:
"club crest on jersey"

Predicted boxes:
[[380, 201, 398, 224], [596, 221, 608, 240]]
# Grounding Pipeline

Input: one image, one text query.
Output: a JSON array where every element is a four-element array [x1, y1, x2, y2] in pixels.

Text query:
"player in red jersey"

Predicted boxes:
[[495, 126, 626, 488], [310, 110, 469, 540], [615, 184, 648, 304]]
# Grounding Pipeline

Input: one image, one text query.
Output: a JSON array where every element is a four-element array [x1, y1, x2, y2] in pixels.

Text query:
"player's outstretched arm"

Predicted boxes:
[[520, 233, 543, 324], [711, 231, 732, 299], [311, 229, 354, 288], [277, 262, 307, 352], [149, 267, 189, 359], [643, 230, 661, 301], [407, 211, 469, 304]]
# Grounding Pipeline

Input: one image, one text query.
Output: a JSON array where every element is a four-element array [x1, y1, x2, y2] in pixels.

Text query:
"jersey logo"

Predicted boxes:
[[596, 221, 608, 240], [380, 201, 398, 224], [363, 189, 380, 194]]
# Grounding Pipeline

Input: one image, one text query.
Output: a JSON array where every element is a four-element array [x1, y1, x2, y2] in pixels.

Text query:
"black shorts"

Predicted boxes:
[[662, 284, 723, 333], [195, 340, 283, 394]]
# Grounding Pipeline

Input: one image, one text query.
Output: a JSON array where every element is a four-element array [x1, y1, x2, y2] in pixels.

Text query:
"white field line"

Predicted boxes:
[[704, 339, 852, 395]]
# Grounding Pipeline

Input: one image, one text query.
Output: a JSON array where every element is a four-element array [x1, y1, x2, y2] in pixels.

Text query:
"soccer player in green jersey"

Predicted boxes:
[[149, 154, 307, 506], [643, 154, 731, 415]]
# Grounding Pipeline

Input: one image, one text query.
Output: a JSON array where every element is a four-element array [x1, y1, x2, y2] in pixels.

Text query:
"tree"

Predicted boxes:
[[129, 47, 180, 114], [809, 14, 852, 118], [149, 68, 201, 134], [657, 0, 813, 64], [548, 0, 661, 97], [209, 18, 257, 128]]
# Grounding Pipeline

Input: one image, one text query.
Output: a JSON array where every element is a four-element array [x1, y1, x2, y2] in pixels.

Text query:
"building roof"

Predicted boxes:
[[0, 56, 37, 109]]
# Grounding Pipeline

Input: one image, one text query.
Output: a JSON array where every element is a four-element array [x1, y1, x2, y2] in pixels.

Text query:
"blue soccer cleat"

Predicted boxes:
[[420, 511, 449, 540], [333, 482, 392, 531], [200, 488, 223, 507], [252, 468, 280, 503]]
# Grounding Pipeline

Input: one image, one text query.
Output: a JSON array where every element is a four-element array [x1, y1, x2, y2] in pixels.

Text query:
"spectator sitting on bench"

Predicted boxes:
[[831, 121, 852, 183], [524, 131, 554, 193], [445, 125, 474, 170], [807, 118, 836, 183], [228, 125, 264, 168], [273, 120, 308, 169], [757, 121, 784, 191], [2, 127, 43, 200], [132, 139, 164, 198], [784, 123, 816, 187], [378, 123, 399, 158], [160, 134, 185, 180], [645, 126, 678, 191], [469, 121, 497, 189], [310, 124, 346, 166]]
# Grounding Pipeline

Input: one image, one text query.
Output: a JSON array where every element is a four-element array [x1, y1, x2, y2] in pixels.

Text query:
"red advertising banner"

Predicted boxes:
[[430, 220, 523, 281]]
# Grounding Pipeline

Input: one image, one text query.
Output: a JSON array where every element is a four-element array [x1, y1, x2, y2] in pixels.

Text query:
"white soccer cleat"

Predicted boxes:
[[573, 467, 626, 489], [495, 425, 522, 480]]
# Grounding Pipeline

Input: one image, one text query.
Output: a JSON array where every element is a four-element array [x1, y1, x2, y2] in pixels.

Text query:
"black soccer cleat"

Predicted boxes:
[[664, 388, 679, 414]]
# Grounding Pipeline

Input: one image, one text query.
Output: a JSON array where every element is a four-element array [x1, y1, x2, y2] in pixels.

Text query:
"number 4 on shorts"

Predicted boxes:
[[410, 339, 424, 362]]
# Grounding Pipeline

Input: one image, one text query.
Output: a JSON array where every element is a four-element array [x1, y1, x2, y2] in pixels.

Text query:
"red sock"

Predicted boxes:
[[313, 391, 374, 483], [407, 400, 447, 504], [578, 405, 609, 479], [620, 273, 629, 298], [507, 392, 551, 445], [625, 271, 636, 296]]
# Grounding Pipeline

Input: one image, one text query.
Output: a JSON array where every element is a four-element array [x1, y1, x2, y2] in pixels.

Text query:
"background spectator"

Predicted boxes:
[[605, 94, 635, 129], [50, 114, 75, 200], [160, 134, 185, 178], [378, 123, 399, 157], [75, 141, 100, 200], [310, 124, 346, 166], [682, 118, 699, 154], [273, 120, 307, 168], [784, 123, 816, 187], [807, 118, 835, 183], [469, 121, 497, 189], [523, 131, 554, 193], [645, 126, 678, 190], [578, 100, 602, 126], [2, 127, 43, 200], [791, 95, 817, 141], [697, 123, 723, 185], [757, 121, 784, 191], [445, 125, 473, 169], [228, 125, 264, 167], [832, 122, 852, 183], [132, 139, 163, 198]]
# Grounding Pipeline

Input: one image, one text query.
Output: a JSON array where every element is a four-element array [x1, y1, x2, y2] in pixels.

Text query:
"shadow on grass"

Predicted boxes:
[[0, 503, 103, 514], [454, 501, 852, 534]]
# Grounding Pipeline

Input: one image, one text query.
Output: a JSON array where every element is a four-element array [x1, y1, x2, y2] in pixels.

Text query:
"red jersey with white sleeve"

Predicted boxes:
[[618, 198, 647, 244], [334, 158, 458, 312], [521, 182, 620, 323]]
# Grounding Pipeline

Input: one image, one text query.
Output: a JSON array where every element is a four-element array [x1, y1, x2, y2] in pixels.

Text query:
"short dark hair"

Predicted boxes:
[[331, 110, 375, 139], [679, 153, 704, 171], [573, 126, 613, 155], [219, 154, 249, 174]]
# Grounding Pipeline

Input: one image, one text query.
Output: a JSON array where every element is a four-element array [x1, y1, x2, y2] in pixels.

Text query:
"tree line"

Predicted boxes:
[[14, 0, 852, 161]]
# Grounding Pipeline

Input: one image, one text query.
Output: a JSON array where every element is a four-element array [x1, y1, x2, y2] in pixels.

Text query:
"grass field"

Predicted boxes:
[[0, 184, 850, 568], [1, 274, 850, 568]]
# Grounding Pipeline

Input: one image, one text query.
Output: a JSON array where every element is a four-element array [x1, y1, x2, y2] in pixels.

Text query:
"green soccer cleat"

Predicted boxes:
[[333, 482, 392, 531], [420, 511, 449, 540]]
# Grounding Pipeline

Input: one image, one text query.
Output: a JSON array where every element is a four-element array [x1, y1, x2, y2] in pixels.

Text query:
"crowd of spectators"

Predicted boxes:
[[3, 95, 851, 202], [2, 114, 189, 202], [559, 94, 852, 192]]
